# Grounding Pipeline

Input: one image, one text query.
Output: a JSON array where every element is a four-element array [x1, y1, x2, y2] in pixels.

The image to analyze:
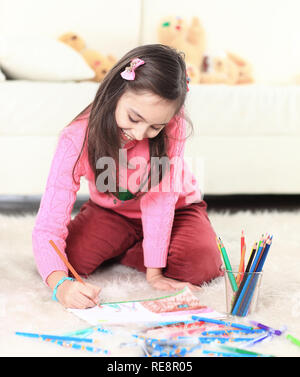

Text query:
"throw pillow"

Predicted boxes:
[[0, 35, 95, 81]]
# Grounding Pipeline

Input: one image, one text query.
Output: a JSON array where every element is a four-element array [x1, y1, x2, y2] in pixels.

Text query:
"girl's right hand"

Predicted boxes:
[[56, 279, 101, 309]]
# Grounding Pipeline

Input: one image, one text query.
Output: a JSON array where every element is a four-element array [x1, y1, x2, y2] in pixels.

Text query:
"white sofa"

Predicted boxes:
[[1, 0, 300, 199]]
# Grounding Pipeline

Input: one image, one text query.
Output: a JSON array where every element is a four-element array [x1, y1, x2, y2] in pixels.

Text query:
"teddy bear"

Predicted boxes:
[[157, 16, 254, 85], [226, 51, 254, 84], [200, 51, 254, 85], [58, 32, 117, 82], [200, 51, 239, 85], [157, 15, 206, 83]]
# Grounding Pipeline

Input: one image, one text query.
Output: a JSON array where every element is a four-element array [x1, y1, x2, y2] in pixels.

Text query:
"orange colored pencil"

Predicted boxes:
[[49, 240, 99, 306], [49, 240, 84, 283]]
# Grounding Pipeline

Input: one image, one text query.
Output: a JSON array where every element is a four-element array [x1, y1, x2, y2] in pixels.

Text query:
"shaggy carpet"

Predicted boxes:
[[1, 209, 300, 357]]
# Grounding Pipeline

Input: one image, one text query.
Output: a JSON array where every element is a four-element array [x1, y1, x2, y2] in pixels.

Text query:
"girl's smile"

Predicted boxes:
[[120, 128, 135, 141], [115, 90, 178, 141]]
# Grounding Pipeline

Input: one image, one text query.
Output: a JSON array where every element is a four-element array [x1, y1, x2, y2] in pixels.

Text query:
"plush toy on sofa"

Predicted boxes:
[[200, 51, 239, 85], [58, 32, 117, 82], [226, 51, 254, 84], [200, 51, 254, 84], [157, 15, 206, 83]]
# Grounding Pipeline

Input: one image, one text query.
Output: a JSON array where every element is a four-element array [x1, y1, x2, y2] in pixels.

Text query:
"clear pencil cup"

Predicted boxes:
[[224, 269, 263, 317]]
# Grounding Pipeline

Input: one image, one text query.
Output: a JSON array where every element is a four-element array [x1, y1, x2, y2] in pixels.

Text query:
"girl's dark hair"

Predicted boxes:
[[69, 43, 193, 200]]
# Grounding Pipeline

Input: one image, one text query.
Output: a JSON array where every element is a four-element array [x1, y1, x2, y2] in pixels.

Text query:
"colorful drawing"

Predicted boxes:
[[68, 287, 223, 326]]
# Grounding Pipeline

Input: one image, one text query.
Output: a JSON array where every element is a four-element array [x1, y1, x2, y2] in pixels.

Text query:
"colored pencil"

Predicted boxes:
[[49, 240, 84, 283], [218, 344, 274, 357], [237, 243, 246, 285], [202, 349, 258, 357], [245, 242, 257, 272], [232, 236, 272, 316], [16, 331, 95, 343], [49, 240, 99, 306], [217, 237, 238, 292], [286, 334, 300, 348], [191, 316, 254, 331], [238, 237, 272, 316], [231, 237, 266, 314], [248, 320, 282, 336], [241, 230, 245, 272]]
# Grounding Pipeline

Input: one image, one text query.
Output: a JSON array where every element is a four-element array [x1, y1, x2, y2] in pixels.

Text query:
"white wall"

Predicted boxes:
[[142, 0, 300, 84], [0, 0, 142, 58], [0, 0, 299, 83]]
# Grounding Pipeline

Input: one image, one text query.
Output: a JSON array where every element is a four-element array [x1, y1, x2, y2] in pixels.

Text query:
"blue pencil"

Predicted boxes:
[[231, 236, 272, 316], [15, 331, 94, 343], [237, 237, 272, 316], [191, 316, 254, 331]]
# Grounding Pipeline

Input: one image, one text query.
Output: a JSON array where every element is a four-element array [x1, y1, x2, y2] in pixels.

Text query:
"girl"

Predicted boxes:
[[32, 44, 223, 309]]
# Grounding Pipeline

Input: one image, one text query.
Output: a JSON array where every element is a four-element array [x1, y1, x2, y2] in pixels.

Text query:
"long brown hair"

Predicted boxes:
[[69, 44, 193, 199]]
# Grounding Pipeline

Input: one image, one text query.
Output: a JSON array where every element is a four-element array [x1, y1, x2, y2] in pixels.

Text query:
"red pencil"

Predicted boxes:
[[236, 231, 246, 285], [241, 230, 245, 273]]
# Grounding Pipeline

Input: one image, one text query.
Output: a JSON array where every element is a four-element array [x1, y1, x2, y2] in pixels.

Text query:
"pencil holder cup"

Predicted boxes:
[[224, 270, 263, 317]]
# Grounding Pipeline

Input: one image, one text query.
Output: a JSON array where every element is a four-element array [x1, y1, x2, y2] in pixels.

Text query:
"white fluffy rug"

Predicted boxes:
[[1, 209, 300, 357]]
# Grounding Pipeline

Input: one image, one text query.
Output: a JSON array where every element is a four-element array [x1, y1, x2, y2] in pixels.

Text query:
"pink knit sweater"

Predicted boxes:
[[32, 111, 202, 283]]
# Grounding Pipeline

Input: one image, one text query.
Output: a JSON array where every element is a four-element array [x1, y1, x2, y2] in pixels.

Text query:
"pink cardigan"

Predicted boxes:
[[32, 111, 202, 283]]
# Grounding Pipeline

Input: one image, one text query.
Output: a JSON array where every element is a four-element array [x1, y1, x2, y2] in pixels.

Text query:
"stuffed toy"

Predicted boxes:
[[200, 51, 239, 85], [58, 32, 86, 52], [80, 49, 117, 82], [226, 51, 254, 84], [157, 16, 254, 85], [200, 51, 254, 85], [157, 15, 206, 83], [58, 32, 117, 82]]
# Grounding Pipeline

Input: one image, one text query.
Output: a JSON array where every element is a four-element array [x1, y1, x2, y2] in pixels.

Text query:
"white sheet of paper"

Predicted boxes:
[[68, 287, 223, 326]]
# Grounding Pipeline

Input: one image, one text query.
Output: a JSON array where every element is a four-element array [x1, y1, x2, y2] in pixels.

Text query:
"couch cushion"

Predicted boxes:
[[1, 82, 300, 137], [186, 84, 300, 137], [0, 81, 98, 136]]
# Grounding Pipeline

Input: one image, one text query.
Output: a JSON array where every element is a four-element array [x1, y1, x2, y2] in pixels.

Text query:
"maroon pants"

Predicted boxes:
[[65, 199, 223, 286]]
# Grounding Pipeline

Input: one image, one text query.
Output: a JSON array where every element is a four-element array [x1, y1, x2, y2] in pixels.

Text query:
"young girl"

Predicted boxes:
[[32, 44, 223, 309]]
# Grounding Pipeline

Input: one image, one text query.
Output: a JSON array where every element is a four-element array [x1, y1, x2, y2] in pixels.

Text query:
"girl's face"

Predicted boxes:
[[115, 90, 178, 142]]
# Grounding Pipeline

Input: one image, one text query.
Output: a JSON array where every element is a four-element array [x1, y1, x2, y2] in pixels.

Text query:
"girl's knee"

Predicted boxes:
[[166, 242, 223, 286]]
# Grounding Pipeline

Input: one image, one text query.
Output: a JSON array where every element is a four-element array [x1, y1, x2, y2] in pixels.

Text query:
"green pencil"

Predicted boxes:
[[219, 344, 275, 357], [218, 237, 238, 292], [286, 334, 300, 348]]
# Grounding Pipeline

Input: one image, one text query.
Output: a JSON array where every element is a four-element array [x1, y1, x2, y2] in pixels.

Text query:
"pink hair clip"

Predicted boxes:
[[120, 58, 145, 80]]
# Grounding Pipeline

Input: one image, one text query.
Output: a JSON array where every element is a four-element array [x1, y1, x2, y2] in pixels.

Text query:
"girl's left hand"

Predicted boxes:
[[147, 274, 201, 292]]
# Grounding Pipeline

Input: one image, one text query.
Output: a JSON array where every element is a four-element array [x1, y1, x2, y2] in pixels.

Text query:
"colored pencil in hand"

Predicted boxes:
[[49, 240, 99, 306]]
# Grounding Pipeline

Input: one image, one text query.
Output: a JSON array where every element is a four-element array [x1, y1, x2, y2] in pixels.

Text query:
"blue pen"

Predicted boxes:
[[191, 316, 254, 331]]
